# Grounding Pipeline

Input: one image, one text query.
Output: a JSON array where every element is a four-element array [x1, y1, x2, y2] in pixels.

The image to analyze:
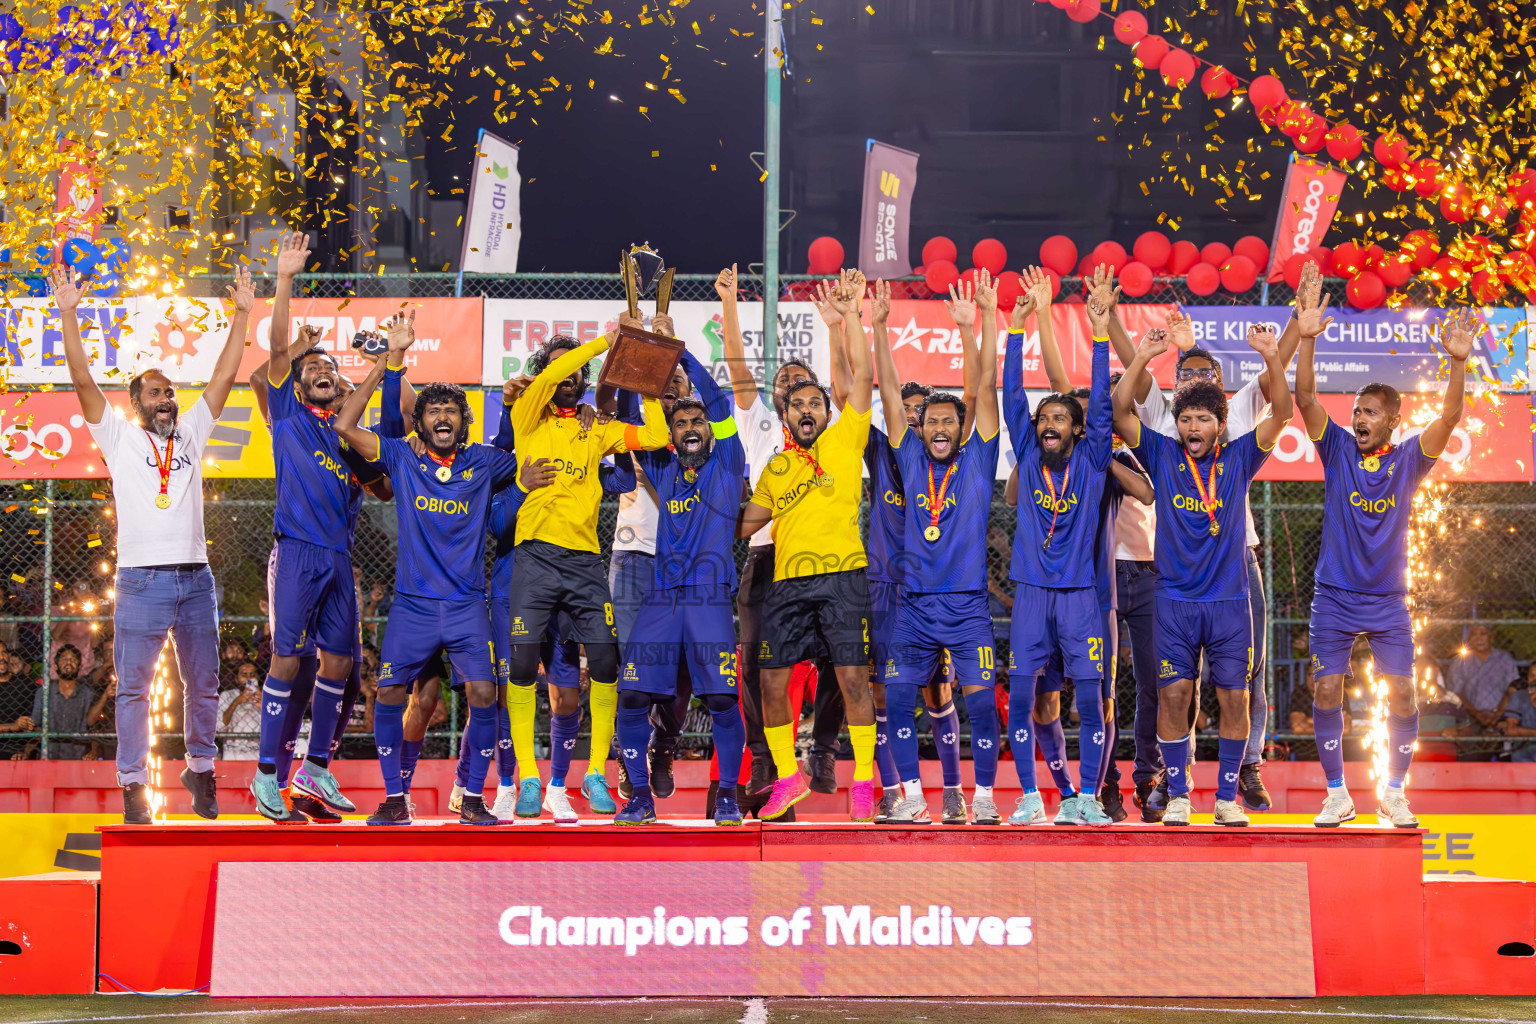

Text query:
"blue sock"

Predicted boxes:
[[549, 709, 580, 788], [463, 704, 497, 795], [928, 701, 962, 787], [1313, 703, 1346, 788], [874, 710, 899, 787], [497, 701, 516, 788], [1387, 711, 1418, 788], [1216, 736, 1246, 802], [1007, 676, 1039, 793], [710, 705, 746, 789], [617, 701, 652, 794], [374, 700, 405, 798], [257, 672, 293, 772], [963, 689, 999, 788], [330, 661, 362, 759], [454, 725, 471, 788], [400, 740, 424, 793], [304, 675, 346, 769], [887, 685, 922, 784], [274, 656, 319, 784], [1073, 681, 1106, 798], [1037, 715, 1075, 797], [1159, 736, 1192, 795]]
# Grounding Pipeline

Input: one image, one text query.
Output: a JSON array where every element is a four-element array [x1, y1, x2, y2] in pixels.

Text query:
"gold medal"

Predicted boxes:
[[155, 493, 170, 510], [145, 429, 175, 513], [1209, 521, 1219, 538], [435, 465, 452, 483], [1363, 456, 1380, 472], [924, 525, 941, 542], [684, 468, 697, 483]]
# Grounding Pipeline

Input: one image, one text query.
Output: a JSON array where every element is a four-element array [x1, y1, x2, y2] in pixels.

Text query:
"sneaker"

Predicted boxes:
[[122, 783, 152, 825], [1053, 794, 1080, 825], [251, 771, 306, 823], [1239, 762, 1272, 812], [289, 790, 341, 822], [1142, 775, 1168, 823], [940, 786, 968, 825], [1213, 797, 1250, 826], [616, 757, 633, 801], [1076, 795, 1114, 828], [808, 750, 838, 794], [1162, 793, 1192, 826], [448, 783, 465, 814], [650, 747, 676, 799], [459, 794, 503, 825], [292, 762, 355, 814], [1377, 787, 1419, 828], [514, 777, 542, 818], [615, 794, 658, 825], [848, 779, 876, 822], [873, 790, 900, 823], [760, 772, 812, 820], [747, 760, 775, 797], [714, 791, 743, 826], [582, 773, 617, 814], [1314, 789, 1357, 827], [878, 794, 932, 824], [543, 784, 580, 823], [366, 795, 412, 826], [1100, 783, 1128, 823], [971, 791, 1001, 826], [179, 767, 218, 819], [1008, 791, 1046, 825], [491, 784, 518, 821]]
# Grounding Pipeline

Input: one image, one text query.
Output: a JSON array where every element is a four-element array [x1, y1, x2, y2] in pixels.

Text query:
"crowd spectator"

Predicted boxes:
[[1446, 624, 1519, 729], [251, 601, 273, 663], [0, 640, 36, 757], [1417, 671, 1475, 760], [12, 645, 110, 760], [1494, 662, 1536, 762], [86, 678, 118, 762], [219, 637, 253, 690], [217, 660, 263, 759]]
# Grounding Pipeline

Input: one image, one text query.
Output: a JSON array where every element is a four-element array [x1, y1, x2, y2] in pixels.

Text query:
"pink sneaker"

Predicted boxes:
[[760, 772, 811, 820], [848, 779, 876, 822]]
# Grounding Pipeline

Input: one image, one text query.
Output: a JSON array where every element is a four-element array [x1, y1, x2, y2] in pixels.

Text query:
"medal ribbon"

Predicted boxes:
[[927, 459, 958, 532], [1362, 441, 1393, 464], [1184, 442, 1222, 536], [144, 430, 175, 504], [1041, 463, 1069, 549], [781, 425, 825, 478], [553, 406, 579, 419], [425, 447, 457, 471]]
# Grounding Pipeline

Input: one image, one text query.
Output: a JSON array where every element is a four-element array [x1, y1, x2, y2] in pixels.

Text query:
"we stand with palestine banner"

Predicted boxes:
[[0, 296, 1532, 481]]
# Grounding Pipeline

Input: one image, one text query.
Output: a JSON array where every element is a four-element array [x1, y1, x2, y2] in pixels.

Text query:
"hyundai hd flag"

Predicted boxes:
[[858, 140, 919, 278], [460, 131, 522, 274], [1266, 155, 1348, 283]]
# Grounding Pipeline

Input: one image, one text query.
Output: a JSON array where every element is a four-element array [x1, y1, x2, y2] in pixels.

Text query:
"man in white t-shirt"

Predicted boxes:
[[54, 264, 253, 824]]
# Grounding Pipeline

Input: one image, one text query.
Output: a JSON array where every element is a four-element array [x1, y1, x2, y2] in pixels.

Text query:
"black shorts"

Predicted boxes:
[[759, 569, 871, 669], [506, 540, 618, 646]]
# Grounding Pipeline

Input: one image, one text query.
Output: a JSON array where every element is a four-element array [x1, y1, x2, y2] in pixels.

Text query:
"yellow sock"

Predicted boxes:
[[765, 723, 799, 779], [508, 683, 538, 782], [586, 680, 618, 776], [849, 723, 876, 782]]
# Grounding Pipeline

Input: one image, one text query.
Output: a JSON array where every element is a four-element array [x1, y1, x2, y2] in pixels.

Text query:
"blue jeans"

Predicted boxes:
[[1244, 546, 1268, 765], [1118, 560, 1162, 787], [112, 566, 221, 786]]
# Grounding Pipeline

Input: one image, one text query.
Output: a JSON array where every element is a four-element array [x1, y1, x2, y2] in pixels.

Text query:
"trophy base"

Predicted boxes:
[[599, 324, 686, 399]]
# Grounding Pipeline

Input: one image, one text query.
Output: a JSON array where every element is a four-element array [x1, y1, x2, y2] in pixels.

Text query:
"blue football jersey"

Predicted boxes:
[[1313, 418, 1437, 595], [892, 427, 1001, 593], [639, 434, 746, 590], [268, 369, 355, 552], [865, 424, 908, 584]]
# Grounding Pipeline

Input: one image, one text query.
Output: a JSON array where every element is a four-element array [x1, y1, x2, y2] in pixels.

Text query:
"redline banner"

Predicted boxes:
[[210, 860, 1314, 997], [858, 140, 919, 279], [1267, 156, 1349, 283]]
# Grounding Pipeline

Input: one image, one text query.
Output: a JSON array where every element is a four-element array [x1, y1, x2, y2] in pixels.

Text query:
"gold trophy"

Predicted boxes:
[[602, 242, 684, 397]]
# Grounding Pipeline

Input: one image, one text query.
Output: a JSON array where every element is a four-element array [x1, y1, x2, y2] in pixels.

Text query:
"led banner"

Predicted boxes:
[[210, 860, 1314, 997]]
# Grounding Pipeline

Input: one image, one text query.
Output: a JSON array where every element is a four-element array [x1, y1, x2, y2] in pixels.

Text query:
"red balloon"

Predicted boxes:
[[1040, 234, 1078, 276], [1402, 229, 1441, 271], [1090, 241, 1128, 275], [1282, 252, 1319, 289], [1470, 269, 1505, 304], [1233, 235, 1270, 271], [1049, 0, 1071, 8], [1219, 255, 1258, 293], [1509, 178, 1536, 212], [1307, 246, 1332, 276], [1066, 0, 1101, 23], [807, 236, 844, 275], [1383, 165, 1415, 192], [1186, 262, 1220, 297], [995, 270, 1025, 311], [1331, 241, 1366, 277], [1376, 251, 1413, 289], [1326, 122, 1363, 163], [1113, 9, 1147, 45], [1247, 75, 1287, 123], [972, 238, 1008, 275], [1440, 184, 1473, 223], [1041, 267, 1063, 298], [1278, 101, 1309, 138], [1133, 231, 1172, 270], [1295, 117, 1328, 154], [1364, 244, 1387, 271], [1134, 35, 1169, 71], [1346, 271, 1386, 310], [1199, 241, 1231, 267], [1411, 159, 1442, 198], [924, 260, 959, 294], [957, 268, 981, 294], [1478, 194, 1511, 225], [1201, 65, 1235, 99], [1119, 261, 1154, 298], [1427, 256, 1466, 289], [921, 236, 958, 267], [1373, 132, 1411, 168], [1077, 254, 1097, 277], [1160, 48, 1197, 89], [1499, 250, 1535, 284], [1167, 239, 1201, 275]]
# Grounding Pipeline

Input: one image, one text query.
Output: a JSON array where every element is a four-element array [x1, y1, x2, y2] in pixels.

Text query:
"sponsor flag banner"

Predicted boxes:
[[244, 297, 483, 383], [211, 860, 1314, 997], [1267, 156, 1348, 283], [55, 143, 104, 245], [460, 132, 522, 274], [857, 140, 919, 278]]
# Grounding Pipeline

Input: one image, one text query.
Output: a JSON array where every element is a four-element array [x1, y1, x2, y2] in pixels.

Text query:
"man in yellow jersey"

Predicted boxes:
[[504, 324, 669, 820], [736, 269, 879, 822]]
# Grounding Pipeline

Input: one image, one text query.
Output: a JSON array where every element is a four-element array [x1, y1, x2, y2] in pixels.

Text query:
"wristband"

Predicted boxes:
[[1091, 334, 1110, 342], [1290, 308, 1299, 320]]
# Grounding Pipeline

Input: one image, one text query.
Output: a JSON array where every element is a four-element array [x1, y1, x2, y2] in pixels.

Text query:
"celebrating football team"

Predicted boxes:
[[54, 234, 1474, 830]]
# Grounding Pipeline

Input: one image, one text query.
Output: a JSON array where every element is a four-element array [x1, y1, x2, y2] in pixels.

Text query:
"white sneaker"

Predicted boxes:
[[491, 784, 518, 821], [1213, 798, 1250, 826], [878, 794, 931, 824], [1377, 787, 1418, 828], [1313, 789, 1356, 827], [448, 783, 465, 814], [542, 784, 580, 824], [1162, 794, 1192, 826]]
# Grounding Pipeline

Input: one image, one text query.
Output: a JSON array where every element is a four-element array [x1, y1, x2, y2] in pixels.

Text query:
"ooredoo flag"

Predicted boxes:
[[1267, 155, 1348, 282], [857, 140, 919, 278], [461, 131, 522, 274], [55, 143, 103, 245]]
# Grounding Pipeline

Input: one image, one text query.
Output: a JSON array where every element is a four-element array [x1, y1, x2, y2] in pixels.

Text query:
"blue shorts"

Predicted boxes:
[[491, 594, 580, 689], [619, 584, 738, 698], [379, 593, 495, 691], [1156, 596, 1251, 690], [871, 580, 958, 690], [886, 590, 996, 689], [267, 538, 358, 659], [1309, 582, 1414, 679], [1009, 583, 1106, 683], [1037, 607, 1118, 699]]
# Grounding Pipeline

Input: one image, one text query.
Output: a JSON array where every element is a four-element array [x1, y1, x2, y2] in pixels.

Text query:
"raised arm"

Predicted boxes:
[[972, 269, 1000, 440], [1083, 276, 1114, 467], [813, 278, 852, 411], [333, 342, 387, 463], [384, 309, 417, 424], [679, 348, 730, 423], [511, 331, 611, 436], [51, 267, 106, 423], [1421, 310, 1474, 458], [202, 266, 255, 417], [1248, 324, 1294, 450], [715, 265, 758, 411], [1023, 266, 1068, 394], [870, 278, 904, 439], [249, 365, 270, 424], [1110, 458, 1154, 505], [1002, 315, 1031, 451], [1260, 259, 1318, 404], [829, 268, 873, 414], [1115, 328, 1169, 442], [1294, 273, 1334, 440], [266, 231, 310, 386]]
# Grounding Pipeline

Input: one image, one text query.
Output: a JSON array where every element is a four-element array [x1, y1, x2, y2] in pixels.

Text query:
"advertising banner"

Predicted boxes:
[[857, 140, 919, 278], [460, 132, 522, 274], [245, 297, 483, 384], [1266, 156, 1348, 283], [0, 297, 233, 386]]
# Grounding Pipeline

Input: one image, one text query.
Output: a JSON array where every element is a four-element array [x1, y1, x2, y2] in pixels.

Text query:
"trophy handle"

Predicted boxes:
[[621, 252, 641, 320], [654, 267, 675, 315]]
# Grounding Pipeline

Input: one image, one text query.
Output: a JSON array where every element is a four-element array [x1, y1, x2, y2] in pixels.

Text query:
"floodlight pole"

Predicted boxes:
[[762, 5, 783, 383]]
